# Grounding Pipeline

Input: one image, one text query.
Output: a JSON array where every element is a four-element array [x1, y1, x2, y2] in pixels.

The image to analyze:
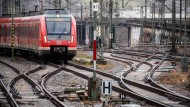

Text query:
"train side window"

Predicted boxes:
[[0, 25, 1, 37], [34, 24, 36, 38], [31, 24, 34, 37], [26, 24, 28, 37], [5, 25, 7, 37], [23, 24, 26, 37], [36, 23, 39, 37], [1, 25, 4, 36], [7, 25, 8, 37], [22, 24, 24, 37], [7, 26, 9, 37], [21, 24, 23, 37], [4, 25, 6, 37], [28, 24, 30, 37], [25, 24, 27, 37], [15, 24, 18, 36], [7, 25, 10, 37], [19, 24, 21, 37], [34, 23, 38, 38]]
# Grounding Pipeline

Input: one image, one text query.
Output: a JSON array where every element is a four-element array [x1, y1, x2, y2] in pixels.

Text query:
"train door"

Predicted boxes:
[[18, 24, 22, 48], [17, 23, 21, 49], [34, 23, 39, 53], [6, 24, 10, 47], [28, 23, 33, 50], [21, 24, 25, 48], [23, 24, 27, 48], [34, 23, 37, 52], [14, 24, 18, 48], [26, 23, 29, 49], [0, 24, 2, 46], [2, 24, 5, 46]]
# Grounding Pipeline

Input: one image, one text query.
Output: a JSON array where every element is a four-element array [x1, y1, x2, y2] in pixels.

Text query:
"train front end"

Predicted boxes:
[[40, 9, 77, 60]]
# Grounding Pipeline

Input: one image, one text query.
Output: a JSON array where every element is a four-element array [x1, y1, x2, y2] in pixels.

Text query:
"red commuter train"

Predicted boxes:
[[0, 9, 77, 62]]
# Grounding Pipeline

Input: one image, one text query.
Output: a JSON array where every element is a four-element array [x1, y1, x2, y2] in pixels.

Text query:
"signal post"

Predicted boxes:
[[88, 0, 101, 101]]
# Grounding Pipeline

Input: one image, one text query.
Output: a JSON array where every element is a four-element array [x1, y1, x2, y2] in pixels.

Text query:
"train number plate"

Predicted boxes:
[[54, 47, 65, 52]]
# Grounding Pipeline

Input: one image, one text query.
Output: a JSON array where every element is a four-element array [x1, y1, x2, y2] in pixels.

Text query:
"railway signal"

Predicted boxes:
[[90, 0, 98, 100]]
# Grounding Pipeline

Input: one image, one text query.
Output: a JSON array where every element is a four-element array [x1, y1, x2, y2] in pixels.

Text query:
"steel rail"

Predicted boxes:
[[117, 54, 172, 106], [41, 67, 68, 107], [62, 65, 169, 107], [148, 54, 190, 104], [0, 79, 19, 107], [112, 53, 190, 105], [68, 52, 190, 106], [0, 61, 43, 98]]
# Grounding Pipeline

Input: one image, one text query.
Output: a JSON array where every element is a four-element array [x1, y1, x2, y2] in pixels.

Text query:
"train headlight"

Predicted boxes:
[[44, 36, 47, 43], [56, 14, 60, 18], [68, 35, 74, 44], [56, 11, 60, 17], [71, 35, 74, 43]]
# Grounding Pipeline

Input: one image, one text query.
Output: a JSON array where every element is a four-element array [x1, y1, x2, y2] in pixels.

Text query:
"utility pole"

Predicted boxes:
[[109, 0, 113, 49], [11, 0, 15, 60], [3, 0, 11, 15], [140, 6, 144, 43], [160, 0, 165, 44], [100, 0, 104, 59], [145, 0, 147, 19], [115, 1, 119, 44], [184, 0, 187, 55], [151, 3, 155, 43], [70, 0, 71, 13], [179, 0, 182, 44], [182, 0, 189, 72], [81, 3, 83, 45], [0, 0, 2, 16], [170, 0, 177, 52], [90, 0, 93, 47], [54, 0, 61, 9], [66, 0, 71, 13], [15, 0, 21, 14], [40, 0, 43, 12]]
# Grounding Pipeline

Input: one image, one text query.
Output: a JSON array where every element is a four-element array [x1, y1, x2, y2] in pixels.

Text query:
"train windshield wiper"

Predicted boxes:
[[59, 35, 62, 38], [58, 27, 66, 38]]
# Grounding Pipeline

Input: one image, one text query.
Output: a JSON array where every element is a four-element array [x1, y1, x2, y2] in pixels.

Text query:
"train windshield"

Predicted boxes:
[[46, 18, 71, 35]]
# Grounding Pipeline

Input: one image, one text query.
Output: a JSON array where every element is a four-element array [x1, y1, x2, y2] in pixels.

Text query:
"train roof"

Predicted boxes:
[[0, 9, 74, 24], [0, 15, 44, 23]]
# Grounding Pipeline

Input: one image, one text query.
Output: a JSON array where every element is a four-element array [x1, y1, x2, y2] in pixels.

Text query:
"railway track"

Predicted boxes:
[[66, 50, 190, 106], [0, 79, 19, 107], [118, 53, 188, 106], [41, 66, 68, 107], [0, 58, 67, 107], [0, 60, 42, 99], [0, 48, 189, 107], [0, 61, 20, 107], [110, 52, 190, 106], [65, 62, 167, 106], [110, 50, 190, 100]]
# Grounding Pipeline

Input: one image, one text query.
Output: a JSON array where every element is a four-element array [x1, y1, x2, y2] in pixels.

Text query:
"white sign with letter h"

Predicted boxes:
[[102, 80, 112, 95]]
